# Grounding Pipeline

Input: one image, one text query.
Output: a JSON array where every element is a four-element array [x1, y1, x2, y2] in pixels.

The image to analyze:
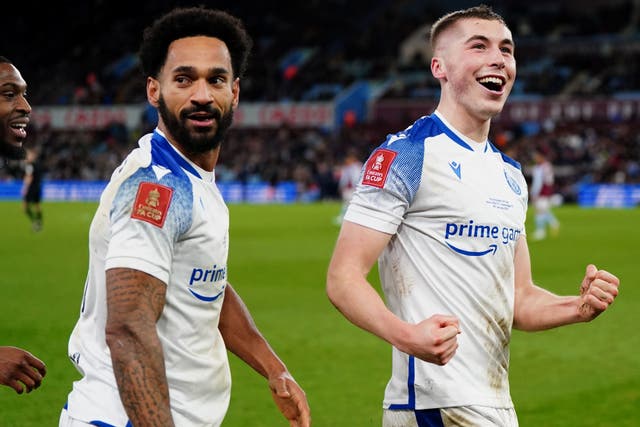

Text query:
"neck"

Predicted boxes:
[[435, 103, 492, 143], [186, 149, 219, 172], [158, 124, 220, 172]]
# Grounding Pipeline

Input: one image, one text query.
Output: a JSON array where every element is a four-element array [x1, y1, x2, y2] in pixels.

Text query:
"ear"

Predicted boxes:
[[431, 56, 446, 80], [231, 77, 240, 109], [146, 77, 160, 107]]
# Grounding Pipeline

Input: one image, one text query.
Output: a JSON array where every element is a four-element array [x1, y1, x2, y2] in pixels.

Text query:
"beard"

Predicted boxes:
[[0, 138, 25, 160], [157, 95, 234, 154]]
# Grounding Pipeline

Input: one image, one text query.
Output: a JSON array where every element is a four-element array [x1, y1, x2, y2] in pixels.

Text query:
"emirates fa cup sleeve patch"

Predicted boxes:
[[362, 148, 397, 188], [131, 182, 174, 227]]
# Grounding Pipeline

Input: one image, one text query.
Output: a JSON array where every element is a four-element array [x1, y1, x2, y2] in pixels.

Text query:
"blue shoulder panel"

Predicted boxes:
[[111, 135, 195, 238], [150, 131, 201, 179], [488, 142, 522, 170], [373, 116, 443, 204], [428, 114, 474, 151]]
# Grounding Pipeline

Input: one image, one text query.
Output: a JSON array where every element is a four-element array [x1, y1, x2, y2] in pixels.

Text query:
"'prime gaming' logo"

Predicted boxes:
[[445, 219, 521, 257], [188, 265, 227, 301]]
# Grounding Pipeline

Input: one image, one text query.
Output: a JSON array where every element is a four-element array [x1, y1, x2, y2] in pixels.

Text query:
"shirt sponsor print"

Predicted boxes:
[[188, 265, 227, 302], [444, 219, 521, 257]]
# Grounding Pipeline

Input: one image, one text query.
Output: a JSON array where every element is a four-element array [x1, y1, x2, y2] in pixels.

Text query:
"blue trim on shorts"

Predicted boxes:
[[388, 355, 416, 410], [62, 403, 131, 427], [415, 409, 445, 427], [89, 421, 132, 427]]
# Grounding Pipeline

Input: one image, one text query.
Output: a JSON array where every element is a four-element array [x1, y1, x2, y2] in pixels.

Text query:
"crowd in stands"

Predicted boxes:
[[498, 119, 640, 202], [5, 113, 636, 205], [2, 0, 639, 203], [6, 0, 640, 105]]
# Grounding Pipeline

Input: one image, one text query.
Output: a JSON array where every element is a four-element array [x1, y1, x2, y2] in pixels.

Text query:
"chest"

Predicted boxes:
[[170, 180, 229, 307], [414, 147, 525, 225]]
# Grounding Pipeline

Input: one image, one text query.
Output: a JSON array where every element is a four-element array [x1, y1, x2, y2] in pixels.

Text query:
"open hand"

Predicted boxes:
[[0, 346, 46, 394], [269, 371, 311, 426]]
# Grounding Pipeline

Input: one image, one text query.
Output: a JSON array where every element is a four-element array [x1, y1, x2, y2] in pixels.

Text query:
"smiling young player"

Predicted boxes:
[[326, 5, 620, 426]]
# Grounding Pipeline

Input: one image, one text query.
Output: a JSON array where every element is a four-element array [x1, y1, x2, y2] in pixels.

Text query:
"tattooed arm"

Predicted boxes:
[[105, 268, 174, 427]]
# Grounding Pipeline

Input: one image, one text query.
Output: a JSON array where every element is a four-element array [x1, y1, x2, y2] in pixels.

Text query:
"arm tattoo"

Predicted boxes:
[[106, 268, 175, 427]]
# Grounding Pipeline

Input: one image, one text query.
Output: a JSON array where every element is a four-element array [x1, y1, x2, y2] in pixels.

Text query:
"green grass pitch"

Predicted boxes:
[[0, 201, 638, 426]]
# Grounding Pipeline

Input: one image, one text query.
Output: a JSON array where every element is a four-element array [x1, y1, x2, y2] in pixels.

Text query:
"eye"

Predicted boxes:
[[175, 75, 192, 85], [472, 43, 486, 50], [209, 76, 226, 85]]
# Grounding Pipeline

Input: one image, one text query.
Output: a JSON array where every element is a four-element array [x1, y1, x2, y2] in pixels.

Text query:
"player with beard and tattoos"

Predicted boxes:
[[59, 8, 310, 427]]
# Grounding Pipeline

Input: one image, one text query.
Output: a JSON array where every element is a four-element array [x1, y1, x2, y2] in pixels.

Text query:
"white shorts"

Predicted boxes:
[[383, 406, 519, 427], [59, 408, 102, 427]]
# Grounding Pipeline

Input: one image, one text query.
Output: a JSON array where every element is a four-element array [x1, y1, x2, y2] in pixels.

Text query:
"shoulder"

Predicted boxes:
[[366, 115, 440, 169], [381, 115, 443, 150], [488, 143, 522, 171], [357, 116, 443, 199], [375, 114, 448, 170], [500, 152, 522, 172], [108, 137, 195, 232]]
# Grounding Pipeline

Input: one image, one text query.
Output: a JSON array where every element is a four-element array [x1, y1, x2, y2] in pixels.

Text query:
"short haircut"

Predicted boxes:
[[139, 7, 253, 80], [430, 4, 508, 49], [0, 56, 12, 65]]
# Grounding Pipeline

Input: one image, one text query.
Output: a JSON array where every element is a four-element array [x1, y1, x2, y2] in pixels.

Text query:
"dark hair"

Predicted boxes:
[[139, 7, 252, 79], [0, 56, 12, 64], [430, 4, 508, 49]]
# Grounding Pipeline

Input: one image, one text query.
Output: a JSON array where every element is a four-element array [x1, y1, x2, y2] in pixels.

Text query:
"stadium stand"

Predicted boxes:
[[2, 0, 639, 203]]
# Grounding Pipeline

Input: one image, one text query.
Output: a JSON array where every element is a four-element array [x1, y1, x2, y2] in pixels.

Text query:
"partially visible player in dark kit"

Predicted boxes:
[[0, 55, 47, 393], [22, 147, 44, 231]]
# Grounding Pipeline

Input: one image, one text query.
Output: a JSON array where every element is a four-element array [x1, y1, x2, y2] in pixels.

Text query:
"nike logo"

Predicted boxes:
[[449, 161, 461, 179]]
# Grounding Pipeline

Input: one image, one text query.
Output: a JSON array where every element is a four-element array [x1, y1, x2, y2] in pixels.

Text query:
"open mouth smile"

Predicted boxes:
[[9, 120, 28, 139], [477, 76, 506, 93]]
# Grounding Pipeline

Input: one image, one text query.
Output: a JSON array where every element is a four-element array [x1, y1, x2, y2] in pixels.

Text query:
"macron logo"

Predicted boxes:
[[449, 161, 461, 179]]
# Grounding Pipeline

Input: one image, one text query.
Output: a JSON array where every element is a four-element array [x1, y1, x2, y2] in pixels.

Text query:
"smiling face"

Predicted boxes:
[[431, 17, 515, 130], [147, 36, 239, 163], [0, 62, 31, 159]]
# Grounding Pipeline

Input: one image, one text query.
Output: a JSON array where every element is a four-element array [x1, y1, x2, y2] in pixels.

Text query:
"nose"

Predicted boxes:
[[490, 47, 506, 69], [191, 79, 213, 105], [17, 94, 32, 115]]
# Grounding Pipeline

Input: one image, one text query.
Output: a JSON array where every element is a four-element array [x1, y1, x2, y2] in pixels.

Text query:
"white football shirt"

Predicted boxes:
[[345, 112, 528, 410], [65, 129, 231, 426]]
